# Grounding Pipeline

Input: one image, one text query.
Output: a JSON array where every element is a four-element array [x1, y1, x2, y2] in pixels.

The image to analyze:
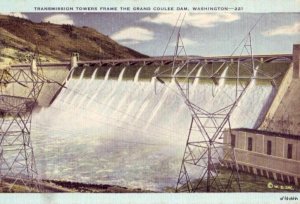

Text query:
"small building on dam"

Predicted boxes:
[[224, 44, 300, 186], [224, 129, 300, 185]]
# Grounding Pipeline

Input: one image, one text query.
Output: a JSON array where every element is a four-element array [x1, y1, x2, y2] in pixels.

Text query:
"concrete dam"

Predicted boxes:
[[5, 44, 300, 190]]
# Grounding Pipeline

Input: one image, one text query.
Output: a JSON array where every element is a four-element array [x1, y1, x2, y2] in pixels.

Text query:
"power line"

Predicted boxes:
[[153, 13, 268, 193]]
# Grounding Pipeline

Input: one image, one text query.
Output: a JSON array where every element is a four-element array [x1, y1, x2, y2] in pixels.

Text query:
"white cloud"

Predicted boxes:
[[180, 38, 199, 46], [141, 13, 240, 28], [171, 37, 199, 46], [0, 12, 28, 19], [111, 27, 154, 44], [262, 22, 300, 36], [43, 14, 74, 25]]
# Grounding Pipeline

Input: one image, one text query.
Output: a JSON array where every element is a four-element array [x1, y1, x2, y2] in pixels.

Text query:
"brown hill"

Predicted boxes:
[[0, 15, 147, 66]]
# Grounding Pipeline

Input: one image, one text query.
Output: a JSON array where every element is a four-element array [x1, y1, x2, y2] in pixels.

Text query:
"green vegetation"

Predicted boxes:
[[0, 182, 39, 193], [0, 14, 147, 66], [0, 180, 152, 193]]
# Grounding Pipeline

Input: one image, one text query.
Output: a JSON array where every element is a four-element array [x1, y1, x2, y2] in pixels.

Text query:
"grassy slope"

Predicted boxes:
[[0, 15, 147, 66]]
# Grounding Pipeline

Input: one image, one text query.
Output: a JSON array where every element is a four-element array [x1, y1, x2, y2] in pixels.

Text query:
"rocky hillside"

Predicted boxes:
[[0, 15, 147, 66]]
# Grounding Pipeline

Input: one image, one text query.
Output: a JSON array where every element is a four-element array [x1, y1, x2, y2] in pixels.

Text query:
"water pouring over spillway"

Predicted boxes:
[[31, 62, 286, 191]]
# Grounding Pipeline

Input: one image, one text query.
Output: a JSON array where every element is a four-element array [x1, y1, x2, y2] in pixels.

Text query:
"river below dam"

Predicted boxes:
[[31, 66, 275, 191]]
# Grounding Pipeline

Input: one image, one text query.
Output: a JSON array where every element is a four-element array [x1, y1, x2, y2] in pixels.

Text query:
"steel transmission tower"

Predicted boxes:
[[155, 31, 274, 192], [0, 55, 63, 192]]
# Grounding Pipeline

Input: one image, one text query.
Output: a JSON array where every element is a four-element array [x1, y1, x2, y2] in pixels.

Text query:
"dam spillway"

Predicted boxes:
[[29, 55, 292, 191]]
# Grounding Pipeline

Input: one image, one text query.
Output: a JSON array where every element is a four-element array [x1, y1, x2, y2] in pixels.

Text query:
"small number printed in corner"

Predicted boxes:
[[267, 182, 295, 191], [279, 196, 299, 201]]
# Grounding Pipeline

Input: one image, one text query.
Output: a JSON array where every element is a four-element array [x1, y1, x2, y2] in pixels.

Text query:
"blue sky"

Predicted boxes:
[[7, 12, 300, 57]]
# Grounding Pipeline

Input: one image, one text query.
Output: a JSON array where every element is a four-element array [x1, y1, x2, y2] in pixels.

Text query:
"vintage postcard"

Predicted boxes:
[[0, 0, 299, 203]]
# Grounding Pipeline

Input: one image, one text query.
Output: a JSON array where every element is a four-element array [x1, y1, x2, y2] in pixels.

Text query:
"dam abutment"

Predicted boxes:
[[293, 44, 300, 79]]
